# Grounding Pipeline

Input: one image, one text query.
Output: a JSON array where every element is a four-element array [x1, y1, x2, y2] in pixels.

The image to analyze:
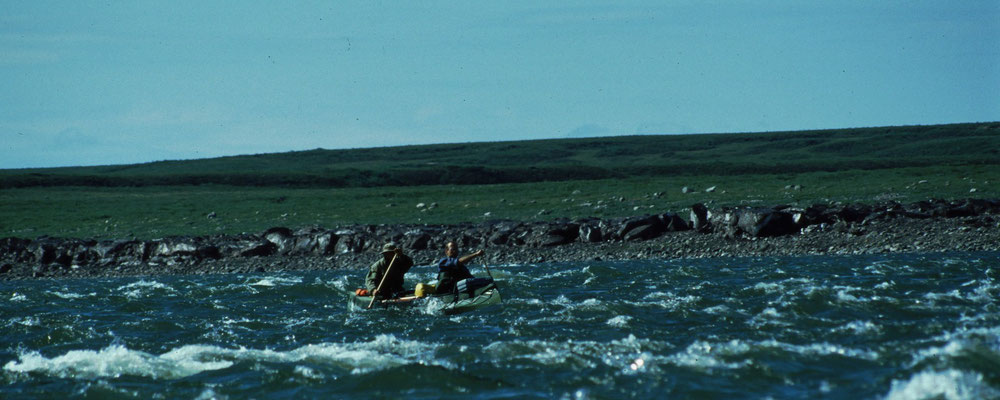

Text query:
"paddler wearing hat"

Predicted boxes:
[[365, 242, 414, 299]]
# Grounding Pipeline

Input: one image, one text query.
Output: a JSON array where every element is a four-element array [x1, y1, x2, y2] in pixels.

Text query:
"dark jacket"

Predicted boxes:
[[436, 257, 474, 294], [365, 254, 414, 297]]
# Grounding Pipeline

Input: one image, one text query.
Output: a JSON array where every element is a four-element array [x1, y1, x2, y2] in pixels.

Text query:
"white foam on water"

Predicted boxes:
[[666, 337, 880, 373], [667, 340, 754, 370], [551, 295, 574, 307], [194, 388, 228, 400], [642, 291, 669, 300], [323, 275, 353, 292], [294, 365, 324, 380], [3, 344, 232, 380], [941, 324, 1000, 348], [484, 334, 661, 373], [3, 334, 443, 380], [209, 299, 229, 311], [759, 307, 781, 317], [74, 379, 144, 398], [118, 280, 172, 291], [968, 279, 999, 303], [248, 279, 277, 287], [606, 315, 632, 328], [7, 316, 40, 327], [48, 290, 96, 300], [117, 280, 176, 299], [489, 267, 530, 283], [911, 326, 1000, 372], [748, 307, 791, 328], [574, 298, 604, 310], [416, 297, 446, 315], [564, 388, 592, 400], [830, 284, 872, 303], [751, 282, 784, 294], [640, 291, 701, 311], [581, 264, 620, 276], [884, 369, 998, 400], [220, 316, 254, 326], [912, 340, 968, 369], [941, 257, 966, 267], [835, 320, 882, 335], [537, 269, 579, 281], [864, 261, 892, 276], [470, 266, 507, 279], [510, 297, 544, 306], [690, 280, 717, 291], [229, 343, 392, 373], [836, 289, 862, 303], [923, 289, 965, 304], [758, 339, 880, 361], [9, 292, 27, 302], [782, 277, 816, 287], [247, 275, 303, 287], [279, 315, 317, 329], [213, 283, 255, 294], [702, 304, 734, 315]]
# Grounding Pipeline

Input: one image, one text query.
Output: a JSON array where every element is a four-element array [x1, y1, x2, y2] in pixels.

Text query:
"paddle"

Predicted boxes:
[[482, 263, 495, 280], [480, 263, 502, 304], [367, 252, 399, 309]]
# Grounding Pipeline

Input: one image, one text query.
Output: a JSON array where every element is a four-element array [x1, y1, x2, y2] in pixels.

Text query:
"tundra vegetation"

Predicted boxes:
[[1, 122, 997, 240]]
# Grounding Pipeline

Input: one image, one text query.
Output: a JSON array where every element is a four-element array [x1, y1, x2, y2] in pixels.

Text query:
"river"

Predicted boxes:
[[3, 252, 999, 399]]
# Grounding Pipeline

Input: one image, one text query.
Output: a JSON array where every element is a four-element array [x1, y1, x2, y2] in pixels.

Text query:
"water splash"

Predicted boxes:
[[2, 252, 999, 399]]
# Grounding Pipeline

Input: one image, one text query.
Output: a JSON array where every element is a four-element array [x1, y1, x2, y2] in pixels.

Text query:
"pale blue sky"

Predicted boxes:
[[2, 1, 998, 169]]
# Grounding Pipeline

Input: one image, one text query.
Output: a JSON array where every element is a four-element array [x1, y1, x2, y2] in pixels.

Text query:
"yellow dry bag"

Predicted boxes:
[[415, 283, 436, 298]]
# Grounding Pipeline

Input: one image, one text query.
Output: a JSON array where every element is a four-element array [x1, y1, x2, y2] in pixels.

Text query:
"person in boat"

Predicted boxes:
[[365, 242, 414, 299], [436, 241, 491, 295]]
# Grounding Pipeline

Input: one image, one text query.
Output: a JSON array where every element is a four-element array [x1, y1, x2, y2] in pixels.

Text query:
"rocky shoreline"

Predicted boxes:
[[2, 198, 998, 280]]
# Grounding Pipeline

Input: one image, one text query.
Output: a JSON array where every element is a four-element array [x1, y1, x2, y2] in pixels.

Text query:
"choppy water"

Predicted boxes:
[[2, 252, 1000, 399]]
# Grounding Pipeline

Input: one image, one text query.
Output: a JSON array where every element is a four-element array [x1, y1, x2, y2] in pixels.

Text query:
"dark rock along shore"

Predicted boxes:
[[2, 198, 999, 280]]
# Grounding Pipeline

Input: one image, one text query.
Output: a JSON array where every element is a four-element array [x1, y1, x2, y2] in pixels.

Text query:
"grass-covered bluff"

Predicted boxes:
[[1, 122, 997, 240]]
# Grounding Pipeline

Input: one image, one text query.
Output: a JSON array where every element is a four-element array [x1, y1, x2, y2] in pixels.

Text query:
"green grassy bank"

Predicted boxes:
[[2, 165, 995, 240], [3, 122, 997, 239]]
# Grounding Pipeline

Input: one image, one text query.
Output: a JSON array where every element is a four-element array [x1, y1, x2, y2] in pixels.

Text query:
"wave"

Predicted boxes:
[[3, 251, 1000, 398], [3, 334, 443, 381], [606, 315, 632, 328], [47, 290, 96, 300], [667, 338, 881, 372], [3, 344, 231, 380], [246, 275, 303, 287], [885, 369, 998, 400], [483, 334, 660, 373], [834, 320, 882, 335], [116, 280, 177, 299]]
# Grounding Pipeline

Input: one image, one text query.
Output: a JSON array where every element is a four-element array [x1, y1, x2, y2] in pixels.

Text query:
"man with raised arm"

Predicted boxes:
[[435, 241, 488, 295]]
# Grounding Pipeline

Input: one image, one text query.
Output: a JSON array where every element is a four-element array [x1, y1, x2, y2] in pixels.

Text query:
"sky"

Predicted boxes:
[[2, 1, 998, 169]]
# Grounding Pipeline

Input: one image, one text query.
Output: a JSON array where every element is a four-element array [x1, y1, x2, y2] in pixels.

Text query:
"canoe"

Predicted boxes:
[[348, 282, 502, 315]]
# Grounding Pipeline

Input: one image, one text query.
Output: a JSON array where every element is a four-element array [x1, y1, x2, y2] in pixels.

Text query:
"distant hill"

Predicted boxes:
[[2, 122, 998, 189]]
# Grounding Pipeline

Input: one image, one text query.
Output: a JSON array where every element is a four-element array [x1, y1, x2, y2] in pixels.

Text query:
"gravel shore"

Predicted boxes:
[[3, 199, 997, 280], [233, 215, 1000, 273]]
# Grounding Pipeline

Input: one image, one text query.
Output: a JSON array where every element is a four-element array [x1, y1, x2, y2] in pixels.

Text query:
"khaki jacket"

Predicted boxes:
[[364, 254, 414, 296]]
